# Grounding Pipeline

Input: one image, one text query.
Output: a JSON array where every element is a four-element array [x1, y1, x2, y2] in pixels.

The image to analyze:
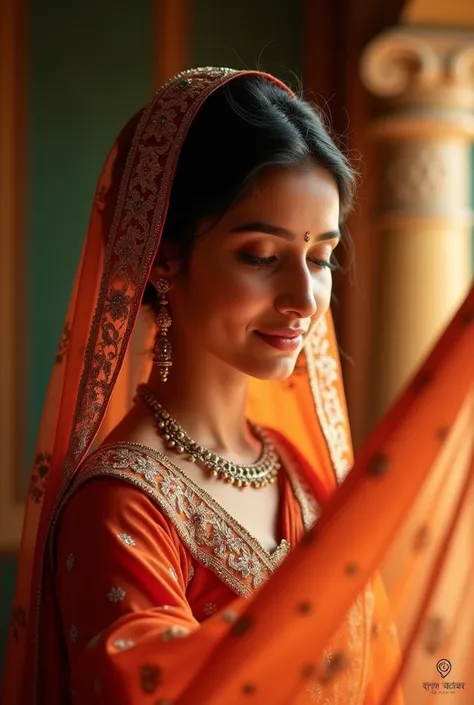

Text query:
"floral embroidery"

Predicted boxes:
[[228, 549, 265, 587], [103, 288, 133, 322], [306, 317, 352, 484], [113, 638, 135, 650], [66, 553, 75, 571], [118, 532, 136, 547], [68, 443, 296, 597], [204, 602, 217, 617], [29, 452, 51, 503], [108, 586, 126, 603], [168, 567, 178, 582], [58, 69, 243, 487], [10, 605, 27, 641], [114, 229, 142, 271], [70, 624, 78, 643]]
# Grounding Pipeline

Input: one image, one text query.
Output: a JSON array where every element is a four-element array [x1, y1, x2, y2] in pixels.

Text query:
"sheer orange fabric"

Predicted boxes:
[[1, 67, 473, 705]]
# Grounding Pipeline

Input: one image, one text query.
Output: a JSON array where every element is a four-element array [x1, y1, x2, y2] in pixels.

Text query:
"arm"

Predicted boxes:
[[56, 477, 248, 703]]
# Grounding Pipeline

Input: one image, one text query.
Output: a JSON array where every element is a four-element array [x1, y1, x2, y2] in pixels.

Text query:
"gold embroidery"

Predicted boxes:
[[159, 625, 190, 641], [306, 317, 352, 485], [56, 443, 293, 598], [118, 532, 136, 546], [112, 638, 134, 650], [107, 586, 126, 603], [54, 436, 324, 603], [59, 69, 242, 486], [204, 602, 218, 617], [69, 625, 78, 643], [65, 553, 75, 571]]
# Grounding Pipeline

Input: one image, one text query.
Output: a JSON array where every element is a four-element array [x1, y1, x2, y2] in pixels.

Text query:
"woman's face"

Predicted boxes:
[[168, 165, 340, 381]]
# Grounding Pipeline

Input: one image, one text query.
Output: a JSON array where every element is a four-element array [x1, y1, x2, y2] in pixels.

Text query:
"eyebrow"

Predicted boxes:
[[230, 221, 341, 242]]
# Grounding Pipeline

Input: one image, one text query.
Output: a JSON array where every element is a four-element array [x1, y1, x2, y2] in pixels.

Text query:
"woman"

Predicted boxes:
[[2, 67, 473, 705]]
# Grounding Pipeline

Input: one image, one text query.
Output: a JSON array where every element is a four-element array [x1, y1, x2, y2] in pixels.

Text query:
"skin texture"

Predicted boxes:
[[107, 165, 340, 548]]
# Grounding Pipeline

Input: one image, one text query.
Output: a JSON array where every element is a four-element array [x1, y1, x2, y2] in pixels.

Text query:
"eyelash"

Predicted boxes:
[[240, 253, 337, 271]]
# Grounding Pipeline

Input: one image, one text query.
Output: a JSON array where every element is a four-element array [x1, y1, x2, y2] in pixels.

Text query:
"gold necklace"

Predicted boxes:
[[137, 384, 280, 489]]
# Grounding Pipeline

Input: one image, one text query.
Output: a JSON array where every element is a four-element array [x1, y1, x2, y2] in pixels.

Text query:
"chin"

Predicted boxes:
[[245, 357, 299, 382]]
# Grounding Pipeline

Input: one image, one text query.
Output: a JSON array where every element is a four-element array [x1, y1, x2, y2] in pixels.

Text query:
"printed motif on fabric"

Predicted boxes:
[[306, 316, 352, 485], [62, 443, 291, 598]]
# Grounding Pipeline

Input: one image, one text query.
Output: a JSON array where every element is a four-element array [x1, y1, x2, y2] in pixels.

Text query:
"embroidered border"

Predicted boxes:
[[305, 316, 352, 485], [53, 444, 293, 598]]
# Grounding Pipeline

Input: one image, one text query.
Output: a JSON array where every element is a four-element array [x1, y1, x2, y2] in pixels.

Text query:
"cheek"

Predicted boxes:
[[313, 273, 333, 314], [176, 263, 267, 333]]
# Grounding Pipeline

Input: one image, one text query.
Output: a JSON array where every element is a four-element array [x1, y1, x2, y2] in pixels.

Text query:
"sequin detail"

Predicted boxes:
[[66, 553, 75, 571], [204, 602, 217, 616], [70, 625, 78, 643], [108, 586, 126, 603], [160, 625, 190, 641], [118, 532, 136, 547]]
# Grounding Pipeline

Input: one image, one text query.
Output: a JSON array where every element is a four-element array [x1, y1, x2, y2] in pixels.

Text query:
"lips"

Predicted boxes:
[[254, 328, 306, 352], [256, 328, 306, 338]]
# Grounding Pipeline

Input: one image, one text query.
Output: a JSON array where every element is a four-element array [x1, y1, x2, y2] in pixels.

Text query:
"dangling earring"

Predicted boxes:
[[152, 278, 172, 382]]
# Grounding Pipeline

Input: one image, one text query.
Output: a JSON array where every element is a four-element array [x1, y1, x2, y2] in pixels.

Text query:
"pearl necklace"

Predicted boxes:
[[137, 384, 280, 489]]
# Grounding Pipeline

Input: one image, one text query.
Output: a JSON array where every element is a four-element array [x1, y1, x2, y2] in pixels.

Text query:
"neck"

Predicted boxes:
[[143, 335, 255, 457]]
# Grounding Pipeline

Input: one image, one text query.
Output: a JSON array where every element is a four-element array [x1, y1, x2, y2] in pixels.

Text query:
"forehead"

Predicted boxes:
[[225, 166, 340, 229]]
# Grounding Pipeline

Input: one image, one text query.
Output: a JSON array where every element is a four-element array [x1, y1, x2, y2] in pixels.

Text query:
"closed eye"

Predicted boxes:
[[239, 253, 337, 270]]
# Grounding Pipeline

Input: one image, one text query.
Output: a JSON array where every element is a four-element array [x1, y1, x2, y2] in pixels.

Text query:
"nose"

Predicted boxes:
[[274, 264, 318, 320]]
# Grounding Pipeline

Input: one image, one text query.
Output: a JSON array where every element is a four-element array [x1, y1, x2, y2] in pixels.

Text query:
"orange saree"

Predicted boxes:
[[1, 67, 473, 705]]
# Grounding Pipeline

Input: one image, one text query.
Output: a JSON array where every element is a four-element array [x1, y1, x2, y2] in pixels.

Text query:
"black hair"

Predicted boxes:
[[140, 75, 357, 305]]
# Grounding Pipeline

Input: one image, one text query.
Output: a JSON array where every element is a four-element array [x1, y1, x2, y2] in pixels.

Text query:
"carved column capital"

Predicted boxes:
[[357, 26, 473, 424], [360, 27, 474, 135]]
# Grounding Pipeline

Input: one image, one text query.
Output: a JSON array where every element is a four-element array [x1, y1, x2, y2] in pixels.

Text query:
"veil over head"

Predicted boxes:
[[2, 67, 473, 705]]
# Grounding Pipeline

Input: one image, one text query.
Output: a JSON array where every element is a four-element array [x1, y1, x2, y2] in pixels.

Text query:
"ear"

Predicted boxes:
[[150, 240, 183, 284]]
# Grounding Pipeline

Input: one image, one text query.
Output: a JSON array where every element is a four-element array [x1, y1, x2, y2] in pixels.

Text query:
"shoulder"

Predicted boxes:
[[53, 444, 184, 557]]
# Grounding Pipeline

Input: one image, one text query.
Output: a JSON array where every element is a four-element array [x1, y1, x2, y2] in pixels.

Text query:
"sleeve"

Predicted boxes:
[[56, 477, 249, 703], [57, 477, 404, 705]]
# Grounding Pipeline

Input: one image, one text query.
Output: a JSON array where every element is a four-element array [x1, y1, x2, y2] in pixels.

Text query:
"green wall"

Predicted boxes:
[[192, 0, 302, 87]]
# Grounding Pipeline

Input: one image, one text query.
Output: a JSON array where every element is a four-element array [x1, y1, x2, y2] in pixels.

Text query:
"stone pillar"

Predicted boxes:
[[360, 27, 474, 422]]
